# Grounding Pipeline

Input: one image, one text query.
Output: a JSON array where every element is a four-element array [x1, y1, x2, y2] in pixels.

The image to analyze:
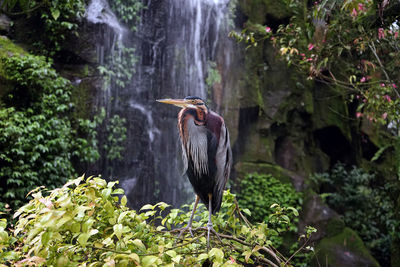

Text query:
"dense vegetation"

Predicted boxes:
[[1, 0, 86, 56], [0, 54, 99, 211], [231, 0, 400, 265], [0, 176, 315, 266], [0, 0, 399, 265], [311, 163, 395, 265], [0, 0, 129, 214]]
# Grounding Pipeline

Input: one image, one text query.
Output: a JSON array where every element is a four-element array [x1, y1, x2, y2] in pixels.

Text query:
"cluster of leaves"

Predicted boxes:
[[237, 172, 304, 259], [0, 175, 315, 266], [98, 45, 138, 88], [0, 55, 99, 211], [231, 0, 400, 127], [103, 113, 127, 162], [206, 61, 222, 88], [110, 0, 144, 32], [1, 0, 85, 56], [310, 163, 396, 265], [238, 173, 302, 225]]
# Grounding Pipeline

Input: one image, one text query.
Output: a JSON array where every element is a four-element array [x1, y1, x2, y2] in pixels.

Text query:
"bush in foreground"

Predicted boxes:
[[0, 175, 315, 266]]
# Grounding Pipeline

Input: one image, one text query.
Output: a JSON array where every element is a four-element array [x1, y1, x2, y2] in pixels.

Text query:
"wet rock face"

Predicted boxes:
[[79, 0, 238, 209], [0, 14, 11, 34]]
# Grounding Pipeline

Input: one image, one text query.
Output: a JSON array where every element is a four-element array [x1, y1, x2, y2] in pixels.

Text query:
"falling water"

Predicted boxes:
[[85, 0, 235, 209]]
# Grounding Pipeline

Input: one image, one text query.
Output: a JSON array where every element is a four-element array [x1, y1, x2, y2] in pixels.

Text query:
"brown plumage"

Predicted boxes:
[[157, 96, 232, 248]]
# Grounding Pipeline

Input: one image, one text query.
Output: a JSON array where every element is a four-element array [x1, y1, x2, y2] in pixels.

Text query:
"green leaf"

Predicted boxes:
[[141, 256, 158, 267], [208, 248, 224, 262], [77, 233, 90, 247], [197, 253, 209, 261], [172, 255, 181, 264], [129, 253, 140, 263], [41, 231, 51, 246], [112, 188, 124, 194], [113, 224, 123, 239], [140, 204, 154, 211], [118, 211, 129, 223], [121, 195, 127, 206], [132, 239, 146, 251], [287, 207, 299, 216], [242, 250, 252, 263], [0, 219, 7, 230], [371, 145, 390, 162], [165, 250, 176, 258], [242, 208, 251, 216], [51, 9, 60, 20]]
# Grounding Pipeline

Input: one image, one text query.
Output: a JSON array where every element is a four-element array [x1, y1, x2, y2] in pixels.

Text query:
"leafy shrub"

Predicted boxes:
[[311, 163, 395, 265], [110, 0, 144, 31], [0, 55, 99, 211], [1, 0, 86, 55], [0, 176, 315, 266], [238, 173, 302, 225]]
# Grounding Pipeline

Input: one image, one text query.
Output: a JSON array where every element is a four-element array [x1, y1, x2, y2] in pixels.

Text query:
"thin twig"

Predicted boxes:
[[284, 237, 310, 266], [234, 198, 252, 227], [217, 233, 282, 265], [88, 245, 130, 255], [260, 247, 283, 265], [1, 2, 45, 16], [229, 243, 279, 267], [369, 41, 400, 98], [139, 233, 206, 256]]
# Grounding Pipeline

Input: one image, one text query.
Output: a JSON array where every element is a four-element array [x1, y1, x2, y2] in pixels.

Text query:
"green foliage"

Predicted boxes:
[[311, 163, 395, 265], [110, 0, 144, 32], [231, 0, 400, 127], [0, 54, 99, 211], [206, 61, 222, 88], [0, 176, 315, 266], [98, 45, 138, 88], [104, 114, 127, 161], [237, 173, 302, 252], [1, 0, 85, 55], [238, 173, 302, 223]]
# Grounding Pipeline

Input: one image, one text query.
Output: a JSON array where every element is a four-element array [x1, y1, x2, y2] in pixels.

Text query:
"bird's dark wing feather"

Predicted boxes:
[[207, 112, 232, 213]]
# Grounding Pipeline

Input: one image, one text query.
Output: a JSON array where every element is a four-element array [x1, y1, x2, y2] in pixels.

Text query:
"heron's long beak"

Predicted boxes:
[[157, 98, 190, 108]]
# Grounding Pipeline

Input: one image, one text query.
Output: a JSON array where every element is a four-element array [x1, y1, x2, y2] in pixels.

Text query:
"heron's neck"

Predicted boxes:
[[179, 107, 207, 126]]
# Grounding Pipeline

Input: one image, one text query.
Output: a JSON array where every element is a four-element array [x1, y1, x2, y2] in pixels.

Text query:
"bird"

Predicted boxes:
[[157, 96, 232, 248]]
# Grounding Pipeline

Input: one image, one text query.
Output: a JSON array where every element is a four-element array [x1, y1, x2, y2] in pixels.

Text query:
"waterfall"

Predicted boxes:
[[85, 0, 235, 209]]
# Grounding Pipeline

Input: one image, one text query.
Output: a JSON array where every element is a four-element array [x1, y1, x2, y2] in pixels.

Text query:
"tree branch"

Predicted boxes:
[[368, 41, 400, 98]]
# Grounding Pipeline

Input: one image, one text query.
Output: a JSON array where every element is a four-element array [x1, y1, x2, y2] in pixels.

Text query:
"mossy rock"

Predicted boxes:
[[325, 217, 345, 237], [313, 227, 380, 267], [239, 0, 291, 24], [0, 36, 26, 102], [235, 161, 294, 184], [312, 84, 352, 141], [298, 194, 339, 241], [0, 36, 26, 74]]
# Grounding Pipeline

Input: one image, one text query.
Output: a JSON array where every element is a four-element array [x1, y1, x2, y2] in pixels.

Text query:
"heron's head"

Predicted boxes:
[[157, 96, 208, 111]]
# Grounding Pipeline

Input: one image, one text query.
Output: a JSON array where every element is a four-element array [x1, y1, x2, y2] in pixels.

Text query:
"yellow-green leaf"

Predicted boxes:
[[242, 251, 252, 263], [209, 248, 224, 262], [165, 250, 176, 258], [140, 204, 154, 211], [198, 253, 209, 261], [113, 224, 123, 239], [132, 239, 146, 251], [142, 255, 158, 267], [77, 233, 90, 247], [121, 195, 127, 206], [172, 255, 181, 264], [129, 253, 140, 263]]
